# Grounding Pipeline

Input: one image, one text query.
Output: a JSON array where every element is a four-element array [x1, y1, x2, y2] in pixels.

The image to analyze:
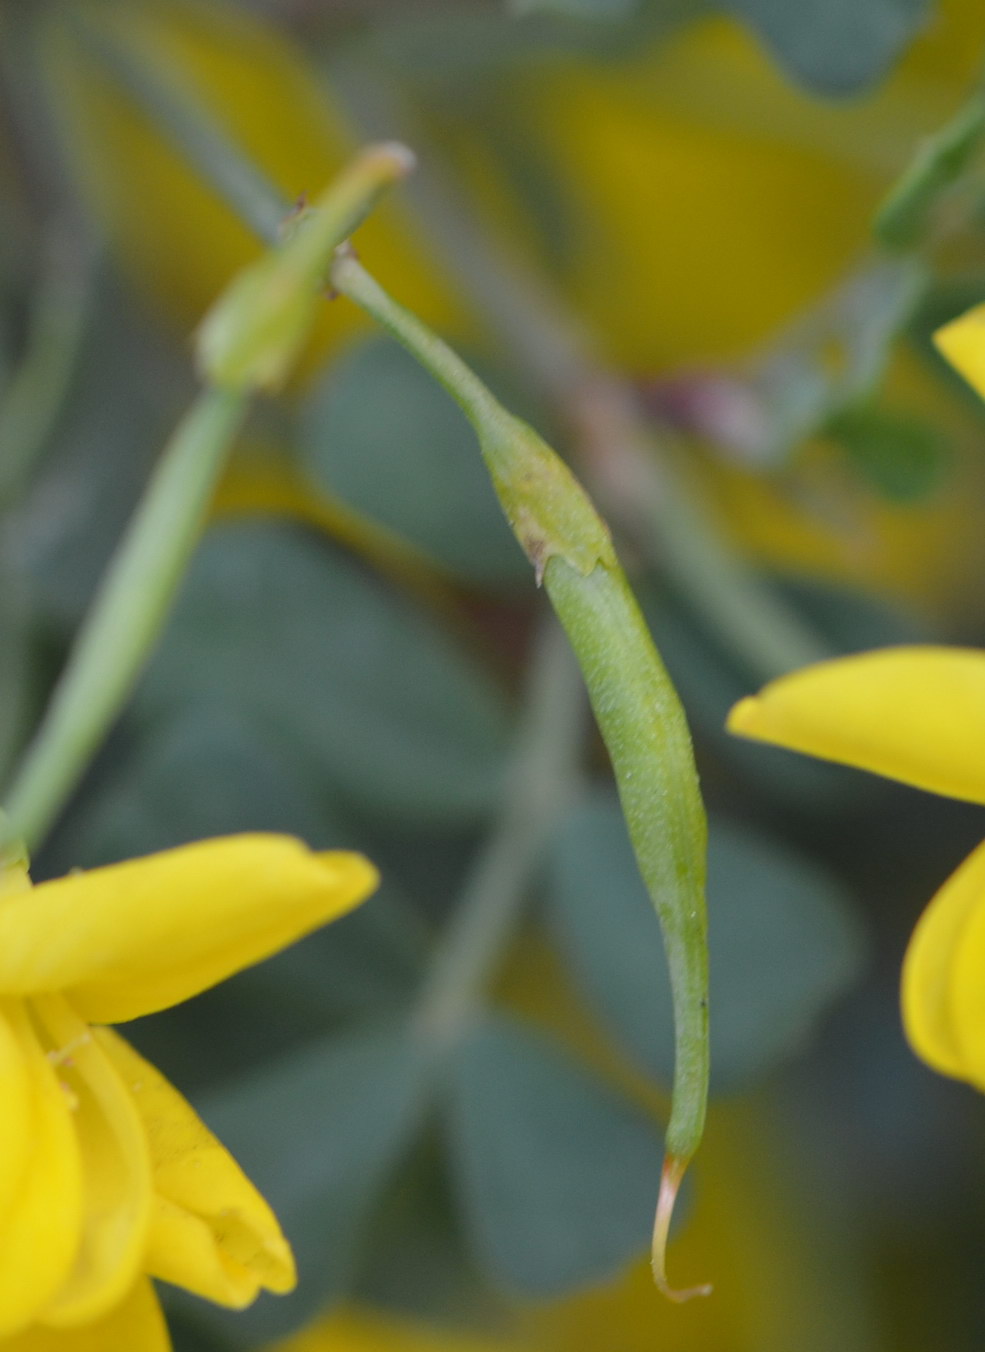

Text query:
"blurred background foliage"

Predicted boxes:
[[6, 0, 985, 1348]]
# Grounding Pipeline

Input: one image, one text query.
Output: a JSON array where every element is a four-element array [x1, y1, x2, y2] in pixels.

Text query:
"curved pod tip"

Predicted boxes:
[[651, 1154, 713, 1304]]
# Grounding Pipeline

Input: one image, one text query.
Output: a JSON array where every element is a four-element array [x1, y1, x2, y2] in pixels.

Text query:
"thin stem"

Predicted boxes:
[[4, 387, 248, 850], [0, 547, 32, 791], [0, 225, 98, 512], [63, 9, 288, 243], [331, 246, 505, 431], [412, 617, 586, 1050]]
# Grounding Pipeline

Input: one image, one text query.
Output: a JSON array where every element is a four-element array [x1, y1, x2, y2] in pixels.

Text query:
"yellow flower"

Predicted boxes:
[[0, 833, 378, 1349], [727, 646, 985, 1091]]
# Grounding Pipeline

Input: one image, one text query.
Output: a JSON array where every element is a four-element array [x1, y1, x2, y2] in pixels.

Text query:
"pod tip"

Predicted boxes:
[[651, 1154, 713, 1304]]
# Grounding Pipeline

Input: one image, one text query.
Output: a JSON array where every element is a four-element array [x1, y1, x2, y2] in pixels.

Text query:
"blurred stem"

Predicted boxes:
[[0, 549, 32, 791], [412, 617, 586, 1049], [654, 459, 829, 671], [3, 388, 248, 851], [63, 8, 287, 244], [0, 225, 98, 512]]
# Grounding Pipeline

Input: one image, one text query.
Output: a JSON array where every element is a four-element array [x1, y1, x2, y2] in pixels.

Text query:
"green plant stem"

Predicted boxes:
[[0, 226, 97, 512], [0, 548, 31, 792], [3, 388, 248, 851], [413, 617, 586, 1050], [62, 9, 287, 244]]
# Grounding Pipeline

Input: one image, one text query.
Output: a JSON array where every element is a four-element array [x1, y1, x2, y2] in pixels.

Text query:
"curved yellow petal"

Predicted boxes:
[[727, 646, 985, 803], [934, 303, 985, 402], [941, 842, 985, 1090], [0, 836, 378, 1021], [0, 1003, 82, 1339], [145, 1195, 275, 1308], [32, 998, 152, 1329], [98, 1029, 295, 1303], [901, 839, 985, 1082], [4, 1279, 169, 1352]]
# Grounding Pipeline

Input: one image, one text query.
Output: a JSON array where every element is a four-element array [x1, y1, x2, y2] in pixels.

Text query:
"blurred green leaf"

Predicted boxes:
[[300, 338, 529, 590], [547, 791, 866, 1092], [180, 1022, 431, 1343], [837, 261, 926, 397], [724, 0, 930, 94], [826, 404, 951, 503], [445, 1012, 662, 1296], [136, 521, 512, 825], [48, 704, 332, 866], [356, 1132, 509, 1327], [751, 261, 925, 465]]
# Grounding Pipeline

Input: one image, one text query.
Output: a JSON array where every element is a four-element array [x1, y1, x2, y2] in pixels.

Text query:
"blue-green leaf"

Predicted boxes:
[[300, 338, 529, 590], [548, 790, 865, 1092], [725, 0, 930, 94], [136, 521, 512, 825], [176, 1023, 430, 1343], [445, 1013, 662, 1295]]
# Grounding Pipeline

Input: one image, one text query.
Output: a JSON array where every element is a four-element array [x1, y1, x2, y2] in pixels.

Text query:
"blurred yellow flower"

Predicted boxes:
[[728, 647, 985, 1091], [0, 834, 377, 1348]]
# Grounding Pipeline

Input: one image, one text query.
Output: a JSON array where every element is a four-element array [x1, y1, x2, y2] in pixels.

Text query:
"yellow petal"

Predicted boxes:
[[0, 1002, 35, 1224], [727, 647, 985, 803], [901, 839, 985, 1083], [143, 1197, 264, 1309], [2, 1279, 169, 1352], [98, 1029, 295, 1304], [0, 836, 378, 1021], [32, 998, 152, 1329], [0, 1003, 82, 1338], [940, 841, 985, 1089], [934, 303, 985, 401]]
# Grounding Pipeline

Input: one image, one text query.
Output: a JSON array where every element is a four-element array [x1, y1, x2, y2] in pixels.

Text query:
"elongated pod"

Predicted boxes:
[[331, 249, 710, 1299]]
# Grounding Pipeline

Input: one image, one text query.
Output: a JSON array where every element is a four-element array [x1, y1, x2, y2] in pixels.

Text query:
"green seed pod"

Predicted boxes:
[[330, 251, 710, 1299]]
